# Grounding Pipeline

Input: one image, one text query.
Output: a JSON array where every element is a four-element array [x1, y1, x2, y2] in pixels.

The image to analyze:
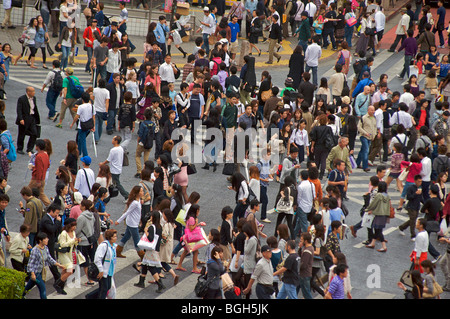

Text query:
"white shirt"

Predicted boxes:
[[93, 87, 110, 113], [159, 62, 176, 83], [106, 49, 121, 74], [107, 146, 124, 175], [74, 167, 95, 198], [414, 230, 429, 255], [389, 110, 413, 129], [305, 2, 317, 18], [201, 14, 216, 35], [399, 92, 415, 107], [290, 128, 309, 146], [117, 200, 141, 228], [305, 43, 322, 67], [374, 108, 384, 134], [374, 10, 385, 32], [297, 180, 315, 213], [420, 156, 432, 182], [395, 13, 410, 35], [76, 102, 95, 130]]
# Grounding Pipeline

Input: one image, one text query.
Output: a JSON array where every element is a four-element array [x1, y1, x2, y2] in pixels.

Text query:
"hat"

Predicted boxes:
[[65, 67, 74, 75], [111, 21, 119, 26], [73, 192, 83, 205], [285, 77, 293, 86], [80, 156, 91, 165], [261, 245, 272, 253], [341, 96, 350, 104], [219, 38, 228, 44], [203, 6, 210, 11]]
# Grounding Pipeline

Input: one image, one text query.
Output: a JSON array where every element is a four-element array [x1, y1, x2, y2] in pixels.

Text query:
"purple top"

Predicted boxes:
[[398, 37, 418, 57]]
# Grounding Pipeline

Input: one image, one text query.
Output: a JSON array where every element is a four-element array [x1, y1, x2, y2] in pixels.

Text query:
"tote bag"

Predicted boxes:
[[137, 225, 159, 251], [175, 208, 187, 226]]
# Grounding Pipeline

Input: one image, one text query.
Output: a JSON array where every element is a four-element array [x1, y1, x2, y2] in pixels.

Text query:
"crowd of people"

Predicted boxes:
[[0, 0, 449, 301]]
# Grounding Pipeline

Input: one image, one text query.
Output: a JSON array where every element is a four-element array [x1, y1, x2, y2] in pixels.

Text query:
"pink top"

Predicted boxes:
[[401, 161, 423, 183]]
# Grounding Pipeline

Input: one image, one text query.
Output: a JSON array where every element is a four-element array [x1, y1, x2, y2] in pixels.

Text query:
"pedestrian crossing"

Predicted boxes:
[[8, 60, 185, 93]]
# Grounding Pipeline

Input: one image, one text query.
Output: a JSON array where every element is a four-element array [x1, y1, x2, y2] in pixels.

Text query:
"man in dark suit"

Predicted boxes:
[[39, 203, 64, 294], [106, 73, 124, 135], [16, 87, 41, 155]]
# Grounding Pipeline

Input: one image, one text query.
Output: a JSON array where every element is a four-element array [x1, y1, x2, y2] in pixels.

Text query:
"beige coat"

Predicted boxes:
[[9, 233, 29, 263], [57, 230, 86, 269], [160, 222, 174, 263]]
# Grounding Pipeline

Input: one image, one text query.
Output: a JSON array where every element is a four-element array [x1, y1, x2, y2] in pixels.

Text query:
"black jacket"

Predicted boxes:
[[106, 82, 124, 111], [16, 94, 41, 135], [269, 23, 282, 42], [39, 213, 62, 257]]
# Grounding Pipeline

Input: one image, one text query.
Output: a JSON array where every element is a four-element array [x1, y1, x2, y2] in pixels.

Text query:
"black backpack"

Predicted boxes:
[[353, 59, 367, 78], [143, 121, 155, 150], [289, 0, 298, 16], [50, 70, 63, 92]]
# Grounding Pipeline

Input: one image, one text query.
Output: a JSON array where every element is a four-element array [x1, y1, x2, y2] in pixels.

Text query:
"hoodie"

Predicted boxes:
[[75, 210, 95, 246]]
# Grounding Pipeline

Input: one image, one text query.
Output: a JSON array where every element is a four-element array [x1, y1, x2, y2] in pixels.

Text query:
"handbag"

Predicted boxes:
[[422, 275, 443, 298], [108, 184, 119, 198], [346, 14, 357, 27], [349, 155, 357, 170], [168, 163, 181, 176], [389, 204, 395, 219], [80, 104, 95, 131], [47, 42, 54, 56], [137, 225, 159, 251], [361, 212, 374, 228], [175, 208, 187, 226], [55, 242, 71, 254], [87, 243, 108, 282], [398, 163, 411, 182], [194, 273, 217, 298], [221, 273, 234, 292], [261, 90, 271, 102], [276, 186, 293, 213], [187, 163, 197, 175], [184, 226, 204, 243], [122, 152, 129, 167], [11, 0, 23, 7], [81, 230, 97, 246]]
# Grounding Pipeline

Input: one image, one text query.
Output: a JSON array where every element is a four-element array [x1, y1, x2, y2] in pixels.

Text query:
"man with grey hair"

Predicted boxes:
[[326, 136, 352, 175], [356, 105, 377, 172]]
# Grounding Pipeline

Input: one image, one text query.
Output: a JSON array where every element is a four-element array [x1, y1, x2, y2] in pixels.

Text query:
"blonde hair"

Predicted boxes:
[[127, 70, 136, 81]]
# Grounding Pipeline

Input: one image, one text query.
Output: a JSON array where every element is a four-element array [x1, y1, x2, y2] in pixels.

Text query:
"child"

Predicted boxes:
[[117, 91, 136, 153], [125, 70, 140, 105], [217, 62, 228, 92], [168, 82, 177, 106], [289, 119, 309, 164]]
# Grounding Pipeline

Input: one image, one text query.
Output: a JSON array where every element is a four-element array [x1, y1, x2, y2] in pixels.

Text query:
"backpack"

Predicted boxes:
[[418, 137, 432, 157], [394, 135, 409, 161], [67, 76, 84, 99], [103, 15, 111, 27], [50, 70, 63, 92], [337, 51, 345, 66], [143, 121, 155, 150], [353, 59, 367, 78], [288, 0, 298, 16], [0, 133, 16, 162], [210, 59, 221, 76]]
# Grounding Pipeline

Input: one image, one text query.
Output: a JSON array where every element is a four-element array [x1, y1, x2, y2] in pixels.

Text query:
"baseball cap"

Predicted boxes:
[[219, 38, 228, 44], [203, 6, 210, 11], [80, 156, 92, 165], [73, 192, 83, 205], [65, 67, 74, 75], [261, 245, 272, 253]]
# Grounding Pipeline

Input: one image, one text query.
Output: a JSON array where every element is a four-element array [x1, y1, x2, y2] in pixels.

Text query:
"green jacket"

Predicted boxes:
[[222, 103, 237, 129], [366, 193, 391, 217], [296, 18, 311, 42]]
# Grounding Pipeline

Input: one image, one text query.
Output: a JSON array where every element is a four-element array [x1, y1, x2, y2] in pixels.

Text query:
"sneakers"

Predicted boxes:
[[368, 160, 374, 166], [411, 237, 416, 242], [261, 218, 271, 223], [432, 255, 442, 264], [55, 123, 62, 128], [398, 227, 405, 236]]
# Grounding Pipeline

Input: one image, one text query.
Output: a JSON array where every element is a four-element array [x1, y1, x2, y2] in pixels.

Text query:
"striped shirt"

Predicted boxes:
[[328, 275, 345, 299]]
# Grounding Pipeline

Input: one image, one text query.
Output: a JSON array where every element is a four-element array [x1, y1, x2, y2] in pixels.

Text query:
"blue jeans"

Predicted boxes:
[[277, 283, 298, 299], [344, 25, 354, 47], [119, 225, 140, 251], [45, 88, 59, 118], [202, 33, 210, 56], [106, 109, 117, 133], [293, 207, 309, 238], [85, 46, 93, 72], [61, 45, 71, 71], [77, 129, 89, 157], [24, 272, 47, 299], [356, 136, 371, 170], [95, 112, 107, 142], [59, 21, 67, 36], [94, 65, 107, 86], [298, 276, 313, 299], [298, 39, 308, 52], [399, 55, 414, 79], [305, 64, 318, 87]]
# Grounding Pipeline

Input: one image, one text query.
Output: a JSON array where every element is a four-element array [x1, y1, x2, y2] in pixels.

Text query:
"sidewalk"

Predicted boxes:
[[1, 0, 416, 69]]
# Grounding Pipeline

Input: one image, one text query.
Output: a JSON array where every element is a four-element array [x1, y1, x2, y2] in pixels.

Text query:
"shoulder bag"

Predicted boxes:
[[87, 242, 108, 281], [276, 186, 294, 213]]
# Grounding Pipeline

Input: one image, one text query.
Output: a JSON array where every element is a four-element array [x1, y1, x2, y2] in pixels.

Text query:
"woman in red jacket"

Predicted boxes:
[[397, 153, 423, 211]]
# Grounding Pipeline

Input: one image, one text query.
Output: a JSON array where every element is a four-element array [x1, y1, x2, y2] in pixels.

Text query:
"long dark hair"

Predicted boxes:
[[151, 210, 161, 229], [185, 203, 200, 222], [231, 172, 247, 192]]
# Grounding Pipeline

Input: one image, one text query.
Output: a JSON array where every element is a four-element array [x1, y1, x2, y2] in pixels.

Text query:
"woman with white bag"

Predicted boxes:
[[134, 211, 167, 293], [167, 13, 188, 58]]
